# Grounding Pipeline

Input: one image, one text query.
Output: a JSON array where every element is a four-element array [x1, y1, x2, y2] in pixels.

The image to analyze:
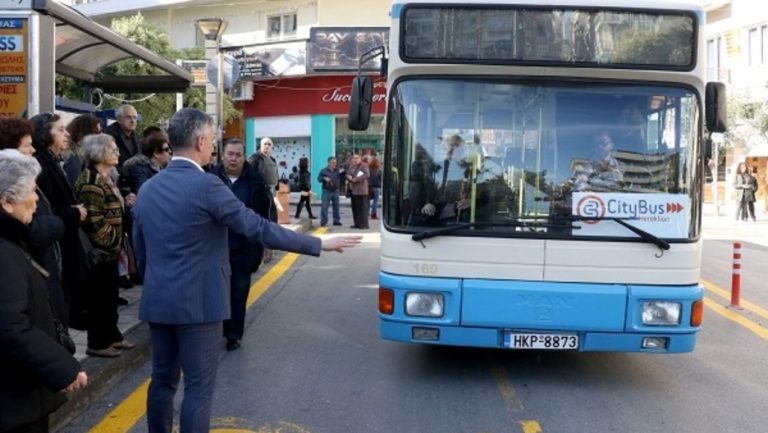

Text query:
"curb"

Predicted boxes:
[[50, 218, 314, 432]]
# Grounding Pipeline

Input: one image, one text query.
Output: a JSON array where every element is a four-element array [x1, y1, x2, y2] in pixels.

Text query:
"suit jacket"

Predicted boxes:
[[132, 159, 322, 324], [347, 162, 370, 196]]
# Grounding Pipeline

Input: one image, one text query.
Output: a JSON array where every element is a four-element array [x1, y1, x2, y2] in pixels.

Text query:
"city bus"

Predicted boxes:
[[348, 0, 726, 353]]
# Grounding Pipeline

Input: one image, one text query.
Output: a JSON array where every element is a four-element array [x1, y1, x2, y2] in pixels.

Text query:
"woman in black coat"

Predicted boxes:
[[30, 113, 89, 329], [0, 149, 86, 433], [0, 118, 68, 326]]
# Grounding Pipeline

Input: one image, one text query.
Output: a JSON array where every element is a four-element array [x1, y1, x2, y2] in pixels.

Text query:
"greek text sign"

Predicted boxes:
[[0, 17, 26, 117]]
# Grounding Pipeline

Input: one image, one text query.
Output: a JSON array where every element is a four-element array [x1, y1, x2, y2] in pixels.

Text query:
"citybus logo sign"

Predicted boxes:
[[575, 194, 686, 223], [575, 194, 605, 224]]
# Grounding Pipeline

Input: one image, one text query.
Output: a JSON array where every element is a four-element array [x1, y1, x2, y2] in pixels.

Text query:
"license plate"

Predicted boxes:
[[503, 332, 579, 350]]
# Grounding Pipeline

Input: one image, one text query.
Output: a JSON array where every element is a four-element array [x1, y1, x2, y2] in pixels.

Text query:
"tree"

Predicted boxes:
[[726, 91, 768, 147], [56, 13, 241, 129]]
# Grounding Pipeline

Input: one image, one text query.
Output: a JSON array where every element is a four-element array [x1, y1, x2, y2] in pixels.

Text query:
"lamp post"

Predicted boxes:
[[196, 18, 228, 159]]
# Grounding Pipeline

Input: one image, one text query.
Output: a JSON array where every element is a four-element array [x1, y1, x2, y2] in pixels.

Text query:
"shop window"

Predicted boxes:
[[257, 136, 310, 189], [335, 116, 385, 163]]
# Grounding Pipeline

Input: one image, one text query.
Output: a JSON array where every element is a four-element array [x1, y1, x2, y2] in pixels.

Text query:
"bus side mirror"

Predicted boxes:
[[705, 82, 727, 133], [348, 76, 373, 131]]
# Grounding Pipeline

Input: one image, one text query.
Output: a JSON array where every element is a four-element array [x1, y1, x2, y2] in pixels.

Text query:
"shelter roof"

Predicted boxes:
[[34, 0, 191, 93]]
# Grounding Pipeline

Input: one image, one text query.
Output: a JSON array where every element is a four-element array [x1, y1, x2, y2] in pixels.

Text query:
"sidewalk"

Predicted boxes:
[[702, 205, 768, 247], [51, 218, 315, 432]]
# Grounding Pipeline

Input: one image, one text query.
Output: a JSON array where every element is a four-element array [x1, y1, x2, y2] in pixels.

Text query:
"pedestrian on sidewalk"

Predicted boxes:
[[318, 156, 342, 227], [346, 153, 370, 230], [0, 149, 88, 433], [30, 112, 90, 332], [75, 134, 136, 358], [293, 157, 315, 219], [211, 138, 271, 351], [734, 162, 758, 222], [132, 108, 362, 433], [249, 137, 278, 262], [368, 156, 381, 220]]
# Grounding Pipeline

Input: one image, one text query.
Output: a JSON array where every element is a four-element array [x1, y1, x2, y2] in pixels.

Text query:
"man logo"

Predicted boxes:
[[575, 195, 605, 224]]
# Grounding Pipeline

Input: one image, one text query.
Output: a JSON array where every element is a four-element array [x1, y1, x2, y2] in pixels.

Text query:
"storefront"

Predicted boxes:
[[240, 74, 386, 193]]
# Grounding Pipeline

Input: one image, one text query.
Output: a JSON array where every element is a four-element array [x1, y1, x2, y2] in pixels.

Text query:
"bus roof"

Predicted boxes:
[[391, 0, 704, 18]]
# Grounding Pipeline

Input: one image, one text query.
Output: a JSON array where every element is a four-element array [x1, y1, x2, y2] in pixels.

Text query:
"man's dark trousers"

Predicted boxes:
[[147, 322, 221, 433], [223, 259, 251, 342]]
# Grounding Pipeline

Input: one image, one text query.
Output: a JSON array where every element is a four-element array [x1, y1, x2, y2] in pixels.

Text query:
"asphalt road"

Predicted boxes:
[[58, 225, 768, 433]]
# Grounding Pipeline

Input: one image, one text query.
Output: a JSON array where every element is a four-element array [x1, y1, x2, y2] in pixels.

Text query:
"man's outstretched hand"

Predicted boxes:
[[321, 235, 363, 253]]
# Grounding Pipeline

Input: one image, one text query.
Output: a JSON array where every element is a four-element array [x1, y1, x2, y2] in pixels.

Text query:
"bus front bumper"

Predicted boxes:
[[380, 320, 697, 353]]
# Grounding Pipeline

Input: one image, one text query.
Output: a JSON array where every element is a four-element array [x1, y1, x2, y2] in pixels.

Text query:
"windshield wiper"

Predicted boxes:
[[569, 215, 670, 255], [411, 218, 568, 245]]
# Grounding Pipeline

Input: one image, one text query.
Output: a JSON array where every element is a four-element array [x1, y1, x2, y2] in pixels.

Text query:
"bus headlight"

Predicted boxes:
[[642, 301, 681, 326], [405, 292, 444, 317]]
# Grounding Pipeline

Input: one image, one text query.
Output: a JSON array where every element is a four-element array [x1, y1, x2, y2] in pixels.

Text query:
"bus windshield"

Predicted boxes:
[[385, 78, 700, 240]]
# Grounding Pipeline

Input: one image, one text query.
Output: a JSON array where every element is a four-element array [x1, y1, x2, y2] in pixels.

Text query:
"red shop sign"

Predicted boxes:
[[242, 75, 386, 117]]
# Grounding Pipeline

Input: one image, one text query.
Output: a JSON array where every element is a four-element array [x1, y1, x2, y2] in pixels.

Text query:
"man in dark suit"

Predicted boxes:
[[131, 108, 361, 433], [104, 104, 140, 170]]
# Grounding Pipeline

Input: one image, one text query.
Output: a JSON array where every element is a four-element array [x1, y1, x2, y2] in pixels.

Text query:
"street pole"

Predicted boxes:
[[204, 37, 218, 138], [196, 18, 228, 164], [217, 51, 224, 157], [713, 141, 719, 216]]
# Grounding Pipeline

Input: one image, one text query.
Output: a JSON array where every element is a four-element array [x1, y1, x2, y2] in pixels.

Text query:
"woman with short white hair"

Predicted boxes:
[[0, 149, 87, 433], [75, 133, 135, 357]]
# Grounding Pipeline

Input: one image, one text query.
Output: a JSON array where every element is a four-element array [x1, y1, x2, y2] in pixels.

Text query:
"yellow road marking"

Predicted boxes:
[[700, 279, 768, 322], [87, 380, 149, 433], [490, 365, 523, 412], [87, 229, 325, 433], [703, 297, 768, 340], [521, 420, 543, 433]]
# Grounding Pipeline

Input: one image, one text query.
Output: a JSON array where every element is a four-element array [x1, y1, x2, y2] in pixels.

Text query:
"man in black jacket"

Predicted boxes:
[[104, 105, 140, 170], [211, 138, 271, 351]]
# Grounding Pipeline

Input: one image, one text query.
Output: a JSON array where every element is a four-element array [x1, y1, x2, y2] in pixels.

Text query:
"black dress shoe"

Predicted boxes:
[[226, 340, 241, 351], [349, 225, 358, 229], [333, 222, 343, 226], [118, 276, 133, 289], [117, 296, 129, 306]]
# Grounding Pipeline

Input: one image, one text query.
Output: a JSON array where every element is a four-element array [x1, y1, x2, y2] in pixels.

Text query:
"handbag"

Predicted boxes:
[[79, 228, 108, 271], [53, 316, 76, 354], [21, 250, 76, 354]]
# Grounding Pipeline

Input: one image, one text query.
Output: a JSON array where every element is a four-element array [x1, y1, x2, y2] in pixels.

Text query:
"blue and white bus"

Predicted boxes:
[[349, 0, 726, 353]]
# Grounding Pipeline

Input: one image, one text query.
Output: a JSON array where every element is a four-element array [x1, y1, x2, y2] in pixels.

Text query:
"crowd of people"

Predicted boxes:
[[0, 105, 366, 433]]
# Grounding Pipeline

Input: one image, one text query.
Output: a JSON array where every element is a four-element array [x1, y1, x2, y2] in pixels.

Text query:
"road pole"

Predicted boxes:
[[729, 242, 743, 309]]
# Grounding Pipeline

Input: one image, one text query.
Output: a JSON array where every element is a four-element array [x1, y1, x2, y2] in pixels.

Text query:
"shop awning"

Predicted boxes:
[[33, 0, 192, 93]]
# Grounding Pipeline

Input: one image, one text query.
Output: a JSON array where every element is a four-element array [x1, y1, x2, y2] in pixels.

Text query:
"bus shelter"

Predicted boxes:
[[0, 0, 192, 117]]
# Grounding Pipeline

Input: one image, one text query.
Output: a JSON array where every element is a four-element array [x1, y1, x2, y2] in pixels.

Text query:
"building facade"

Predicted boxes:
[[700, 0, 768, 213], [69, 0, 391, 192]]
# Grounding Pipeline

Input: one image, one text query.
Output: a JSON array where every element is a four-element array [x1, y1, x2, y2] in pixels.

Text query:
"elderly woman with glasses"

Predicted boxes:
[[0, 149, 88, 433], [63, 113, 102, 188], [74, 133, 134, 358], [121, 129, 172, 195]]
